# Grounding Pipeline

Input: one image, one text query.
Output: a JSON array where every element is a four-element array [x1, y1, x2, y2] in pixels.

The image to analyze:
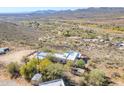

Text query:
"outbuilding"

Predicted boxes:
[[39, 79, 65, 86], [31, 73, 42, 86]]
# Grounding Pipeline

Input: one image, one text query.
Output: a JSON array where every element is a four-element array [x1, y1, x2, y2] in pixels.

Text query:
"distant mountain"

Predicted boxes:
[[28, 7, 124, 19], [0, 7, 124, 20], [31, 10, 57, 14]]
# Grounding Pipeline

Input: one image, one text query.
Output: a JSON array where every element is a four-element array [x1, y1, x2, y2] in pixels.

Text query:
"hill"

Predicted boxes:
[[0, 21, 41, 46]]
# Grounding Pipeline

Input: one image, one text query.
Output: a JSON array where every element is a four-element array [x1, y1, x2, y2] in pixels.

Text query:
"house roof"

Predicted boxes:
[[66, 51, 79, 61], [37, 52, 48, 57], [54, 53, 66, 59], [39, 79, 65, 86], [36, 51, 80, 61], [36, 52, 48, 59]]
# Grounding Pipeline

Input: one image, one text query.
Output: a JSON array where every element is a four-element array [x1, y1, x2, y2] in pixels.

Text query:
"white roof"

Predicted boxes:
[[31, 73, 42, 81], [36, 51, 80, 61], [37, 52, 48, 57], [54, 53, 66, 59], [66, 51, 79, 61], [39, 79, 65, 86], [36, 52, 48, 59]]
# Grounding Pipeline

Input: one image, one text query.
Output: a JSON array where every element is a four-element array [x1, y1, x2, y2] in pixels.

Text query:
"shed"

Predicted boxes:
[[31, 73, 42, 86], [39, 79, 65, 86]]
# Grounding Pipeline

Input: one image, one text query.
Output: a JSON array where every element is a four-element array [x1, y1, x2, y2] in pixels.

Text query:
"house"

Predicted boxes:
[[31, 73, 42, 86], [36, 51, 83, 63], [39, 79, 65, 86], [0, 47, 9, 55]]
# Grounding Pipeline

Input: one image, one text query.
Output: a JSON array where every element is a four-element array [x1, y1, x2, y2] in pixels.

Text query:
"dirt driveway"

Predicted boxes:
[[0, 50, 35, 64]]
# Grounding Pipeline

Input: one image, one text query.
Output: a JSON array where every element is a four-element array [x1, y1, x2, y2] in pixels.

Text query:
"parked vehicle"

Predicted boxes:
[[0, 47, 10, 55]]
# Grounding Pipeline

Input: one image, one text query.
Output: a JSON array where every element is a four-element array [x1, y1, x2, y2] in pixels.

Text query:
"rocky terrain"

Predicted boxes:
[[0, 7, 124, 85]]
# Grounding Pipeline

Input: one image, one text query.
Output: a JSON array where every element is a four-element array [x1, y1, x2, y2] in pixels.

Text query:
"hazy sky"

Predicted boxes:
[[0, 7, 83, 13]]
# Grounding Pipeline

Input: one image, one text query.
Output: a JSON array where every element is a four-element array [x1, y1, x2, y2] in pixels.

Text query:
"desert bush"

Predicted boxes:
[[46, 54, 55, 62], [88, 61, 97, 69], [42, 47, 56, 53], [20, 58, 38, 81], [79, 74, 88, 85], [113, 26, 124, 31], [64, 61, 74, 71], [63, 30, 71, 37], [42, 63, 64, 81], [75, 59, 85, 68], [7, 62, 20, 78], [121, 74, 124, 79], [87, 69, 106, 86]]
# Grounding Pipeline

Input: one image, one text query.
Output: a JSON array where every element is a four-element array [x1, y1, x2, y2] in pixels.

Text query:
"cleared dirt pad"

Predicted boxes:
[[0, 50, 35, 64]]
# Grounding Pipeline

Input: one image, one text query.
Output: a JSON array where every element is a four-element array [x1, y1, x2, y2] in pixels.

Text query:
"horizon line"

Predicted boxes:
[[0, 7, 87, 14]]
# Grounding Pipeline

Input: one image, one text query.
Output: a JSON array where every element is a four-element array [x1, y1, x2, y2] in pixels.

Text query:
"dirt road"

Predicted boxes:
[[0, 50, 35, 64]]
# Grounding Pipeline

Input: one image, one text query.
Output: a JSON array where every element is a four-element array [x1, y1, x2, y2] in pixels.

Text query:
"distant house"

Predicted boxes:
[[113, 42, 124, 50], [36, 51, 85, 63], [0, 47, 9, 54], [39, 79, 65, 86], [115, 42, 124, 47]]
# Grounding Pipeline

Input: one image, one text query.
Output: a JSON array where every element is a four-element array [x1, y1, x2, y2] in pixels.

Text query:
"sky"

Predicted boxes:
[[0, 7, 83, 13]]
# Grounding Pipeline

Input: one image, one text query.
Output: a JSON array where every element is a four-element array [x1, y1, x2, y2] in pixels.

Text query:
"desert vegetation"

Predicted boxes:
[[0, 7, 124, 85]]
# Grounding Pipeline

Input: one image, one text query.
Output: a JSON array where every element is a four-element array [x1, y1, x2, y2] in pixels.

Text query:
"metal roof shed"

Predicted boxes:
[[39, 79, 65, 86], [31, 73, 42, 86]]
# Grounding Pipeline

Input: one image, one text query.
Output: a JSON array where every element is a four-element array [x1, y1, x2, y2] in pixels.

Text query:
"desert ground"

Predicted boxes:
[[0, 8, 124, 86]]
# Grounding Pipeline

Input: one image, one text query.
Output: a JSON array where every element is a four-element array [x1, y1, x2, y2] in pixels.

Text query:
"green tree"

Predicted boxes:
[[37, 58, 53, 73], [20, 58, 38, 81], [76, 59, 85, 68]]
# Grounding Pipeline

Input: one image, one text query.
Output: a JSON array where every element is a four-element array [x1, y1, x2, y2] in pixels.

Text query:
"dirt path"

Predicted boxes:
[[0, 50, 35, 64]]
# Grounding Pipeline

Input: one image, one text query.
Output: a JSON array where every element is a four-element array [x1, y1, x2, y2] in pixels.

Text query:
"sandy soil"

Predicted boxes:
[[0, 63, 31, 86], [0, 50, 35, 64], [0, 49, 35, 85]]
